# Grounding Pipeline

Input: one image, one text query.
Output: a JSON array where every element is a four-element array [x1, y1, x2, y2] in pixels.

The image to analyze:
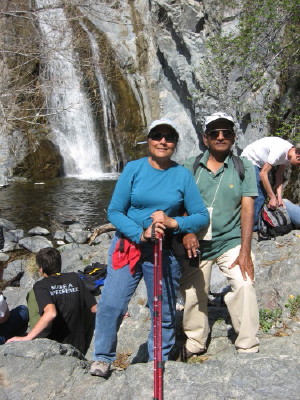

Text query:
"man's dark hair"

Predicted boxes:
[[36, 247, 62, 276]]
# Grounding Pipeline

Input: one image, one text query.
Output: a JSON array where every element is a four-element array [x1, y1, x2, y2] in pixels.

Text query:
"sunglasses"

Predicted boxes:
[[206, 129, 234, 140], [148, 131, 178, 143]]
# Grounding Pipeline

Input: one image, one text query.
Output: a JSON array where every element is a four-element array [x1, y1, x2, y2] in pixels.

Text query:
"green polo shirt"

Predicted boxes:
[[184, 150, 257, 260]]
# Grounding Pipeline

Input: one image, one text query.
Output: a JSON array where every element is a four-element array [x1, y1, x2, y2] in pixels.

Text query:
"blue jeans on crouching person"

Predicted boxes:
[[283, 199, 300, 227], [254, 166, 267, 231], [93, 232, 181, 364], [0, 305, 29, 344]]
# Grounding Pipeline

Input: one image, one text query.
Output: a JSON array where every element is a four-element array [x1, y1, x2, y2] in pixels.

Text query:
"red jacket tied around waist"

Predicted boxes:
[[112, 238, 141, 275]]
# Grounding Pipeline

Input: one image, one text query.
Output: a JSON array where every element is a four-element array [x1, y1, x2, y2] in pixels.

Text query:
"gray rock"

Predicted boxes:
[[2, 259, 26, 281], [64, 232, 76, 243], [18, 236, 53, 253], [64, 231, 91, 244], [0, 334, 299, 399], [2, 240, 18, 252], [60, 250, 82, 272], [28, 226, 50, 236], [210, 263, 228, 294], [1, 226, 299, 399], [0, 252, 10, 262], [20, 270, 40, 290], [2, 286, 29, 310], [117, 279, 150, 363], [0, 218, 16, 231], [59, 243, 106, 273], [96, 232, 114, 246], [4, 229, 24, 242], [53, 230, 66, 240], [67, 222, 87, 232]]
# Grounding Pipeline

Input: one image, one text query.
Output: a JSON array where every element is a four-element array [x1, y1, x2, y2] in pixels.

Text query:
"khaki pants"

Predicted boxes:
[[180, 245, 259, 353]]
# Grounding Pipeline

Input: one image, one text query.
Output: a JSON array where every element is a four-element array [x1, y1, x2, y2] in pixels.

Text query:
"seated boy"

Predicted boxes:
[[7, 247, 97, 355]]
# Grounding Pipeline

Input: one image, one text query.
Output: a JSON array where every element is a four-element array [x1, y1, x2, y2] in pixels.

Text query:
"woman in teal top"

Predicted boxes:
[[91, 118, 209, 378]]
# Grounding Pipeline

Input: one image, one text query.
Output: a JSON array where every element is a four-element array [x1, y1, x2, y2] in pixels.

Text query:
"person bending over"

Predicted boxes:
[[241, 137, 300, 230]]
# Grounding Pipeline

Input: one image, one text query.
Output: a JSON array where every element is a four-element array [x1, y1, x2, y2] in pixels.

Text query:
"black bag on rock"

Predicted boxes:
[[78, 262, 107, 296], [258, 205, 293, 240]]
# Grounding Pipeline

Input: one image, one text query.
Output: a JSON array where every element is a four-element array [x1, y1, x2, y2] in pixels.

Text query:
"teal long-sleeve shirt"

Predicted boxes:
[[107, 157, 209, 243]]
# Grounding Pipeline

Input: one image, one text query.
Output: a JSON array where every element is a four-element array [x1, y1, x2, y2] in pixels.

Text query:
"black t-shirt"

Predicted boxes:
[[33, 272, 96, 353]]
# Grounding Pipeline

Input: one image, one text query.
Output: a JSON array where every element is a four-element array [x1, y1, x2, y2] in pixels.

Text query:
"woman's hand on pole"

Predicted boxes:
[[143, 222, 166, 240], [151, 210, 178, 230]]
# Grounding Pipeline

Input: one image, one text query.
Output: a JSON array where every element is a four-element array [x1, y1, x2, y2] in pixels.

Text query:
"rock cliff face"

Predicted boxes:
[[0, 1, 299, 184]]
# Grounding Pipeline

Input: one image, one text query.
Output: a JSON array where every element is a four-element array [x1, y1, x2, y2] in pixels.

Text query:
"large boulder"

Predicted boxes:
[[0, 334, 299, 399]]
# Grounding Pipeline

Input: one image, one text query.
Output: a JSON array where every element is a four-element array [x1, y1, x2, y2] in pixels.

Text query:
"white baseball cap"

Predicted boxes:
[[203, 112, 234, 132], [147, 118, 179, 137]]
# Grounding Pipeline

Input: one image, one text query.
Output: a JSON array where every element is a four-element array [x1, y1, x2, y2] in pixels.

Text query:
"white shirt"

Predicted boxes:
[[0, 294, 8, 319], [241, 137, 293, 168]]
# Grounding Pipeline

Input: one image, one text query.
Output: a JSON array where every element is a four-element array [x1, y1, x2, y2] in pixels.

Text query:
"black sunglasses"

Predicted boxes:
[[148, 131, 178, 143], [206, 129, 234, 140]]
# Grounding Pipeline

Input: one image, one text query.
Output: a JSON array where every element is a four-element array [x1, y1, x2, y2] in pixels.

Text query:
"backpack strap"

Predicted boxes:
[[192, 153, 245, 180], [232, 154, 245, 181], [192, 154, 203, 176]]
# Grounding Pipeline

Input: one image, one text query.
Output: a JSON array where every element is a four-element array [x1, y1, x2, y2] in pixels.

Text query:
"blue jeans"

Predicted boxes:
[[0, 305, 29, 344], [254, 166, 267, 231], [283, 199, 300, 227], [93, 232, 181, 364]]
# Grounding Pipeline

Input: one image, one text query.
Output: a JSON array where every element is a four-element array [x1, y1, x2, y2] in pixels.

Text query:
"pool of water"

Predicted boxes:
[[0, 177, 117, 232]]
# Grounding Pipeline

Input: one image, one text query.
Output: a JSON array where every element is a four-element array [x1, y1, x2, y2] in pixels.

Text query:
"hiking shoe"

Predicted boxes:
[[89, 361, 111, 378], [180, 346, 205, 362], [237, 346, 259, 354]]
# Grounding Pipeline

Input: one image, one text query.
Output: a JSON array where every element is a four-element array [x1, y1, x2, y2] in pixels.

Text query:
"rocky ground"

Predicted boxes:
[[0, 217, 299, 399]]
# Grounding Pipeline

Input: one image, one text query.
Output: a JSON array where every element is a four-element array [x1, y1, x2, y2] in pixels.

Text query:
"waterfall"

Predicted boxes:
[[35, 1, 107, 178], [80, 22, 123, 172]]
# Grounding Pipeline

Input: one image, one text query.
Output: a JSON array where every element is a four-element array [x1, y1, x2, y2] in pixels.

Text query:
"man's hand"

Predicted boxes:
[[229, 250, 254, 281], [182, 233, 199, 258], [6, 335, 30, 343], [277, 197, 284, 207], [267, 195, 278, 209]]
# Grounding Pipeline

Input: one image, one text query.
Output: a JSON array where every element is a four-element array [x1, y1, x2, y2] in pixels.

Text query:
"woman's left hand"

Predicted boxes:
[[151, 210, 178, 230]]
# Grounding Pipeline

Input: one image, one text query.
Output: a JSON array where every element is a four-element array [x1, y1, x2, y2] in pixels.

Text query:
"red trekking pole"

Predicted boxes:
[[152, 226, 163, 400]]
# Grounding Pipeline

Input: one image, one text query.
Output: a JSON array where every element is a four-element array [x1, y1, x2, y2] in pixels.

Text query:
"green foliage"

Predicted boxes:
[[285, 294, 300, 317], [259, 307, 282, 332], [201, 0, 300, 136], [269, 115, 300, 142]]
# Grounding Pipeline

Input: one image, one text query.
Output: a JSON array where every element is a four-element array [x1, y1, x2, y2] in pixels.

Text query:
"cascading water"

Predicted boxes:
[[80, 22, 125, 172], [35, 1, 115, 179]]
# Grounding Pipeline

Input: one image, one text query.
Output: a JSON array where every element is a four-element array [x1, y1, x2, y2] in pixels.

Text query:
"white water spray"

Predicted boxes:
[[36, 1, 104, 178], [80, 22, 119, 171]]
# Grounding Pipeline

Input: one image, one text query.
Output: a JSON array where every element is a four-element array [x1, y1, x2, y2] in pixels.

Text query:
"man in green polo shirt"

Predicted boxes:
[[180, 112, 259, 359]]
